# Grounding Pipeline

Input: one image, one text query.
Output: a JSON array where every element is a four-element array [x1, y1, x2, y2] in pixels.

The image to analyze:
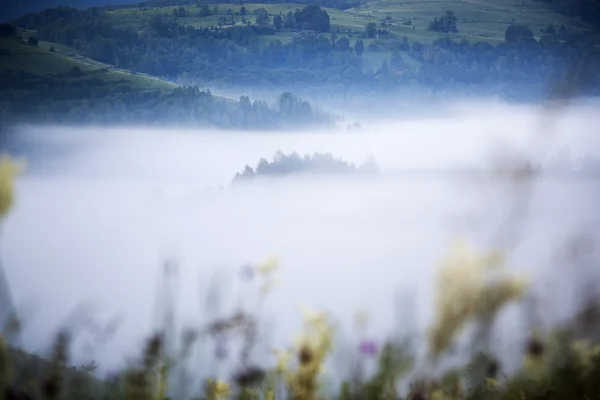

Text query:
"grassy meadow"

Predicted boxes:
[[92, 0, 599, 74], [0, 36, 179, 92], [103, 0, 593, 45], [0, 36, 247, 104]]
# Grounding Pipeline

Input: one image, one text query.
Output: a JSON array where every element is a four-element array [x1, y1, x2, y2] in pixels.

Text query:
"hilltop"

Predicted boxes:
[[90, 0, 599, 81], [0, 35, 179, 91], [0, 26, 333, 133], [0, 0, 141, 21], [101, 0, 595, 45]]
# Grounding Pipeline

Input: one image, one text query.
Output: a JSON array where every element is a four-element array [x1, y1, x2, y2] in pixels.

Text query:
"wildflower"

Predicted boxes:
[[430, 389, 453, 400], [571, 339, 600, 375], [486, 377, 501, 390], [143, 333, 163, 370], [359, 340, 378, 356], [205, 379, 231, 400], [273, 348, 293, 373], [0, 155, 25, 218], [525, 337, 545, 358], [257, 256, 279, 275], [299, 304, 328, 328], [207, 311, 248, 336], [523, 335, 547, 376], [233, 366, 265, 387], [156, 364, 169, 400], [298, 343, 314, 366], [260, 277, 279, 295], [428, 238, 527, 358], [287, 308, 334, 400], [265, 388, 275, 400], [407, 381, 427, 400], [486, 360, 499, 378]]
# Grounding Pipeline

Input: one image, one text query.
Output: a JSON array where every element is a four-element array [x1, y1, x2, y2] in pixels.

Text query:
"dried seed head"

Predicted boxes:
[[408, 381, 427, 400], [41, 374, 60, 400], [486, 360, 499, 378], [51, 331, 70, 367], [298, 344, 314, 366], [143, 333, 163, 368], [526, 338, 545, 358], [233, 366, 265, 388]]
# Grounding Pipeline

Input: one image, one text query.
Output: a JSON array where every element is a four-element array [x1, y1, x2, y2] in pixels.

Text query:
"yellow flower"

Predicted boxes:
[[257, 256, 279, 275], [298, 304, 328, 328], [265, 388, 275, 400], [523, 354, 545, 377], [273, 348, 293, 373], [428, 238, 527, 358], [486, 378, 500, 390], [260, 277, 279, 295], [154, 364, 169, 400], [205, 379, 231, 400], [0, 155, 25, 218], [571, 339, 600, 373], [284, 307, 335, 400], [430, 389, 453, 400]]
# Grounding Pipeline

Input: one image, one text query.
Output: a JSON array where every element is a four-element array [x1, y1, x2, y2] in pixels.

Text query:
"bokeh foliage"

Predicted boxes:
[[0, 139, 598, 400]]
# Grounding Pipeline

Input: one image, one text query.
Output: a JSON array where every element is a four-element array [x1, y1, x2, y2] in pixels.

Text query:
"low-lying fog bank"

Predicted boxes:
[[1, 99, 599, 382]]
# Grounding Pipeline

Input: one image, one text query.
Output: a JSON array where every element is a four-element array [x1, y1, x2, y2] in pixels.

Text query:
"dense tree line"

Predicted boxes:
[[428, 10, 458, 33], [0, 65, 332, 130], [539, 0, 600, 30], [0, 0, 140, 20], [8, 6, 600, 100], [233, 150, 379, 182], [145, 0, 362, 11]]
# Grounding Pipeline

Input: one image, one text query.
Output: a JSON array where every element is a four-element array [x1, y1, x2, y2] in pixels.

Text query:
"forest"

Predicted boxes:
[[0, 0, 597, 134], [8, 5, 600, 99], [233, 151, 380, 182]]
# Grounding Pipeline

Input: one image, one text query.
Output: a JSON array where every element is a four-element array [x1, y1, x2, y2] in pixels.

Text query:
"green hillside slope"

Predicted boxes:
[[101, 0, 594, 45], [0, 35, 179, 92], [0, 34, 332, 132]]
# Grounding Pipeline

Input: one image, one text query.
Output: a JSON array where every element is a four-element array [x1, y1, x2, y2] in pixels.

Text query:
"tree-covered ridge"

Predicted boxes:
[[539, 0, 600, 30], [147, 0, 363, 11], [0, 31, 333, 132], [10, 5, 600, 100], [233, 150, 379, 182]]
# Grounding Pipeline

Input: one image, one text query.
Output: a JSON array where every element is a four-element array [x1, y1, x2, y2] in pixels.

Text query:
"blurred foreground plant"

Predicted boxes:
[[0, 245, 598, 400], [429, 239, 528, 359], [0, 154, 25, 218]]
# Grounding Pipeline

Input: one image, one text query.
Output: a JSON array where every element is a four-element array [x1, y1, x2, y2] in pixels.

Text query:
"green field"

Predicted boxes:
[[346, 0, 590, 43], [0, 35, 241, 101], [95, 0, 596, 73], [0, 36, 180, 92], [4, 0, 595, 100], [103, 0, 592, 45]]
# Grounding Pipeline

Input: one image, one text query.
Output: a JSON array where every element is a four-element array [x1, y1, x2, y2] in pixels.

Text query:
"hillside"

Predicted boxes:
[[0, 0, 141, 21], [0, 31, 333, 133], [2, 0, 599, 132], [103, 0, 595, 45], [0, 35, 179, 91], [345, 0, 595, 43], [93, 0, 598, 76]]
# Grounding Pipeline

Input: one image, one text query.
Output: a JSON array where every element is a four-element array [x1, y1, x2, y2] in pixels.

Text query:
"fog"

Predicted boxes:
[[1, 99, 600, 385]]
